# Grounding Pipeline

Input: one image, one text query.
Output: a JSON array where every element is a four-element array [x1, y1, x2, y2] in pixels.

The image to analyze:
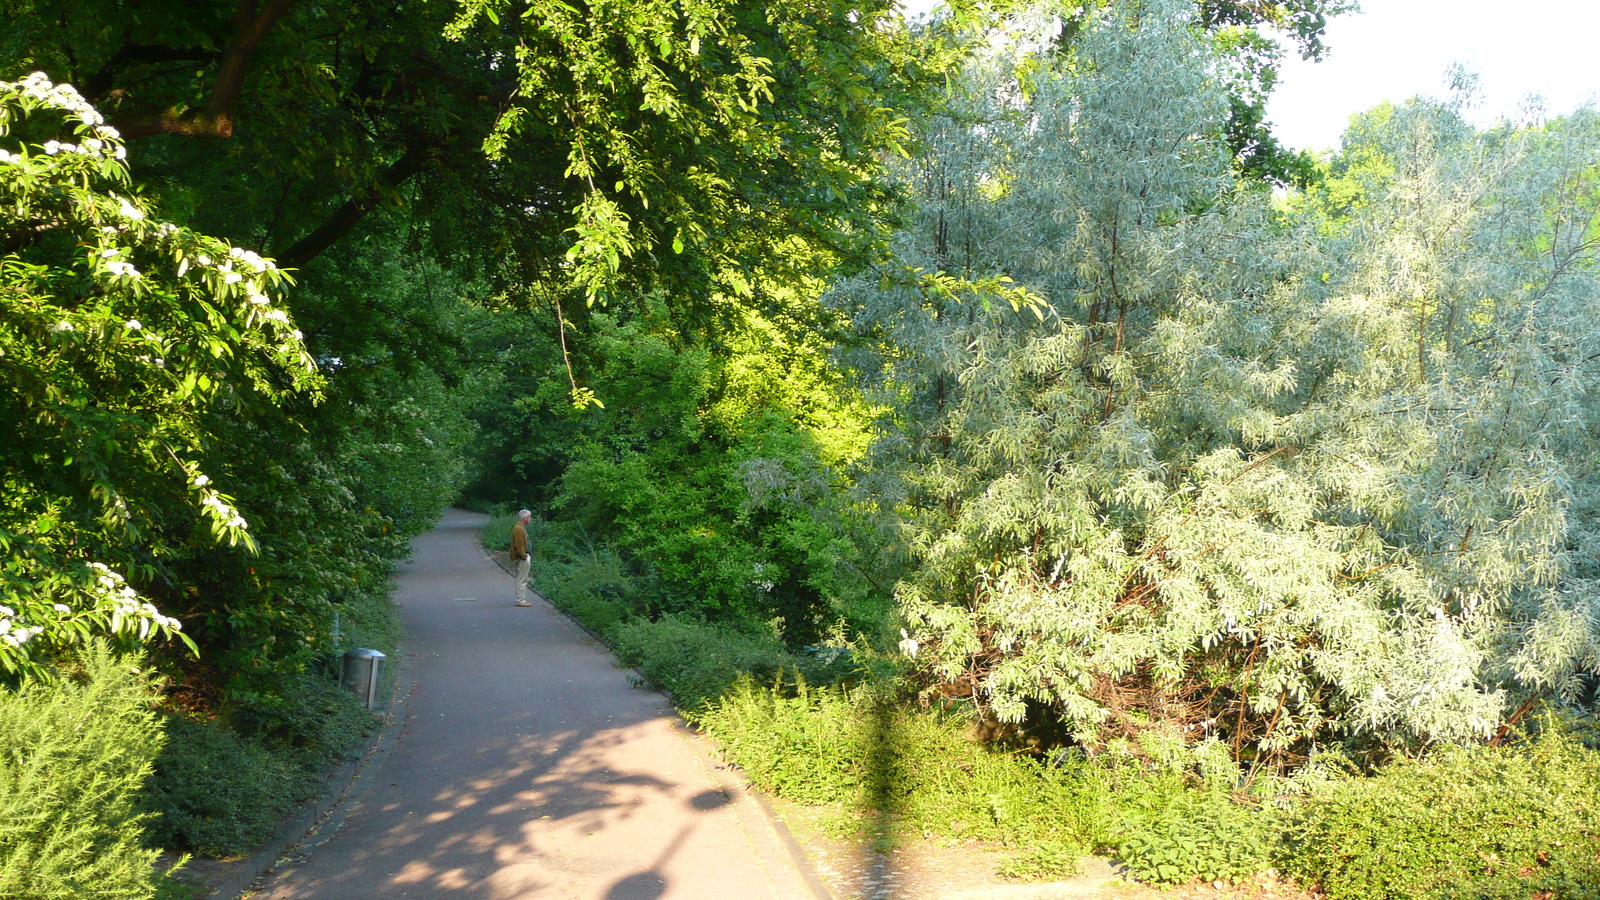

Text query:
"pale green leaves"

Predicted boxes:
[[844, 0, 1600, 766]]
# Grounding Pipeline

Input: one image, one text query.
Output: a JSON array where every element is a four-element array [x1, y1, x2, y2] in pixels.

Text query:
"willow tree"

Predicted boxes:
[[835, 0, 1600, 774]]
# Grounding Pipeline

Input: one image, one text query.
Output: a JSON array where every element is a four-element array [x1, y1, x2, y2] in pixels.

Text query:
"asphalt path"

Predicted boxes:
[[253, 509, 820, 900]]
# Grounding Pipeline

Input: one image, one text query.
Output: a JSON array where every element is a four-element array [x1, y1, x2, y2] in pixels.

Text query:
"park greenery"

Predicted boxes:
[[2, 0, 1598, 896]]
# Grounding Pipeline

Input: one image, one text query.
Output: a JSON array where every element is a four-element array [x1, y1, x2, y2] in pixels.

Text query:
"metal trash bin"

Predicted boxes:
[[341, 648, 386, 709]]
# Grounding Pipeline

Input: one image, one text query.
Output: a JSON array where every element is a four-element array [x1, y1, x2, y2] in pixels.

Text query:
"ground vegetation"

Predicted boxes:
[[5, 0, 1600, 896]]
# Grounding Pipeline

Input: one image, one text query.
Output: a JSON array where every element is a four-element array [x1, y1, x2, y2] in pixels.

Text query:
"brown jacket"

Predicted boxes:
[[511, 522, 528, 561]]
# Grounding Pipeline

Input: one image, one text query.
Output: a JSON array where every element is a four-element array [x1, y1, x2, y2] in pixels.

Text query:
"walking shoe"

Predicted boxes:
[[515, 600, 532, 607]]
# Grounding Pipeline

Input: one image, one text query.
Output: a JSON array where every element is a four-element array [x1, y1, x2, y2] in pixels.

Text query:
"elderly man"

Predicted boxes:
[[511, 508, 533, 607]]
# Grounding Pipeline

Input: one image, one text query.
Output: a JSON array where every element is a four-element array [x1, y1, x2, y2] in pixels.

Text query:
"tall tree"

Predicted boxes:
[[837, 0, 1600, 772]]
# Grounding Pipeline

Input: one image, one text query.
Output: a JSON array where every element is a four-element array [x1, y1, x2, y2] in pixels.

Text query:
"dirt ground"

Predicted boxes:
[[770, 798, 1316, 900]]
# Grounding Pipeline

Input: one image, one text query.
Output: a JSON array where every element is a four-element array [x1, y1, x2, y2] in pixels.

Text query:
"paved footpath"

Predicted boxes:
[[254, 509, 820, 900]]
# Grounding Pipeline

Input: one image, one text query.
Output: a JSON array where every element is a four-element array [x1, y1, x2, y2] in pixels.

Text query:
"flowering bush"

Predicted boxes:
[[0, 74, 318, 673]]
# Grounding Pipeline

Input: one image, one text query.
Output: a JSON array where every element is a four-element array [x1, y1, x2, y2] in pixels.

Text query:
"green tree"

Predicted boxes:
[[838, 1, 1600, 772], [0, 74, 313, 673]]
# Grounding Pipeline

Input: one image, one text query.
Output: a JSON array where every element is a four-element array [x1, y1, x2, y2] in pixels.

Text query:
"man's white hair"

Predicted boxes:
[[517, 508, 531, 519]]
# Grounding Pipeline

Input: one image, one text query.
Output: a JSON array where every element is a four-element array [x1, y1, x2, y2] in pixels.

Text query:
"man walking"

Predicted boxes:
[[511, 509, 532, 607]]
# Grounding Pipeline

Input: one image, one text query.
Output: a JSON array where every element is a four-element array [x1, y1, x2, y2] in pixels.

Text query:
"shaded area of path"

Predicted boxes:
[[254, 509, 818, 900]]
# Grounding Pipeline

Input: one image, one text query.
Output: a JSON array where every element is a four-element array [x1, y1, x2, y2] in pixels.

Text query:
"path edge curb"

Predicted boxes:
[[203, 628, 415, 899]]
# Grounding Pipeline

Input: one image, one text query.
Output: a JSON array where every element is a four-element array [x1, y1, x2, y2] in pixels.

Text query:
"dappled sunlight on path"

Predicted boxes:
[[253, 509, 813, 900]]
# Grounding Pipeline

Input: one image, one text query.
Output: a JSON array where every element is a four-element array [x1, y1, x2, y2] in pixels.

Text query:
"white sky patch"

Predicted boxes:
[[900, 0, 1600, 155], [1269, 0, 1600, 152]]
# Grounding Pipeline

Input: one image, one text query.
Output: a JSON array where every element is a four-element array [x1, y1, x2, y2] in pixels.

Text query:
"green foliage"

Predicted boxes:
[[835, 0, 1600, 771], [151, 874, 204, 900], [994, 840, 1083, 881], [229, 672, 376, 772], [471, 307, 890, 648], [450, 0, 934, 312], [704, 679, 1600, 892], [1281, 725, 1600, 900], [0, 645, 164, 900], [611, 616, 794, 716], [142, 667, 379, 858], [700, 680, 1114, 856], [140, 715, 302, 859], [0, 75, 314, 673], [1119, 795, 1274, 885]]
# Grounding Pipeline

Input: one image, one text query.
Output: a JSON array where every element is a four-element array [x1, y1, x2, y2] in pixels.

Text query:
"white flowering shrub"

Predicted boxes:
[[834, 2, 1600, 770], [0, 74, 319, 673]]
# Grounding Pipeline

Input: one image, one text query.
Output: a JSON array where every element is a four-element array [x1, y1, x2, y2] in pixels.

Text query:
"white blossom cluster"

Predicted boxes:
[[191, 473, 248, 531], [0, 605, 47, 648], [2, 73, 125, 159], [86, 562, 183, 639], [3, 73, 311, 367]]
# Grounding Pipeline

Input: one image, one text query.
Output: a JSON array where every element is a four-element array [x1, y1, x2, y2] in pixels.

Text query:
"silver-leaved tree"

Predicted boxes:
[[834, 0, 1600, 776]]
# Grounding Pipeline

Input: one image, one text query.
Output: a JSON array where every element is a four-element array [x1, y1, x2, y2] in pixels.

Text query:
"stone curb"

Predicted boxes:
[[198, 640, 415, 900], [483, 540, 834, 900]]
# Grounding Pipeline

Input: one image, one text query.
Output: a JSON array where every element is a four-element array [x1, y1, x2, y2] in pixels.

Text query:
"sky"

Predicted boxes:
[[1268, 0, 1600, 152], [900, 0, 1600, 155]]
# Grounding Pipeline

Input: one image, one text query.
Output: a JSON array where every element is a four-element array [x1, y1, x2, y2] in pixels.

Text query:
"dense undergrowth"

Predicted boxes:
[[139, 578, 402, 858], [0, 571, 404, 897], [670, 563, 1599, 898], [699, 669, 1600, 896], [484, 512, 1600, 896]]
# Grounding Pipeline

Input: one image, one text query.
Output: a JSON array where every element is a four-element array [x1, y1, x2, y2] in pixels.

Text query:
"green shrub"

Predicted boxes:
[[610, 616, 794, 714], [1118, 795, 1275, 885], [141, 715, 304, 858], [701, 679, 1111, 857], [139, 566, 394, 860], [700, 678, 869, 804], [230, 672, 375, 771], [1281, 726, 1600, 900], [536, 539, 637, 639], [479, 511, 520, 555], [0, 645, 165, 900]]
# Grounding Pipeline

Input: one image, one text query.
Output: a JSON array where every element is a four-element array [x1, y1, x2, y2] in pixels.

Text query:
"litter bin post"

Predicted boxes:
[[341, 648, 386, 710]]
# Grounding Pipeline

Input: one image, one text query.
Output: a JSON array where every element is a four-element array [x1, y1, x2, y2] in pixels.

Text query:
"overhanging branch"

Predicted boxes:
[[109, 0, 298, 139], [275, 146, 431, 268]]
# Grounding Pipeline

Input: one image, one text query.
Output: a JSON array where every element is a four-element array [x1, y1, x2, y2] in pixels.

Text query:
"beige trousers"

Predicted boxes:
[[514, 556, 531, 604]]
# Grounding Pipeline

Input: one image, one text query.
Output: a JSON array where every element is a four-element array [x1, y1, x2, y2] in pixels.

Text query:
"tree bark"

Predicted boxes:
[[275, 147, 431, 268], [109, 0, 298, 139]]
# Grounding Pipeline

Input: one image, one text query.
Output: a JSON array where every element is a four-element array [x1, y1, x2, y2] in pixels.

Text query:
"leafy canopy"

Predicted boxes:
[[0, 74, 314, 673]]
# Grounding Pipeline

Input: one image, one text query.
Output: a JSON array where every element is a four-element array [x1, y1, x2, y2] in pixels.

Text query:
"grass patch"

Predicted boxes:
[[700, 678, 1113, 867], [152, 874, 205, 900]]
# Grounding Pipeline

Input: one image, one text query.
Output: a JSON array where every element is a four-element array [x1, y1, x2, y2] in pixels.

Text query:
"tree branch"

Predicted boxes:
[[84, 45, 220, 100], [109, 0, 298, 139], [275, 146, 431, 268]]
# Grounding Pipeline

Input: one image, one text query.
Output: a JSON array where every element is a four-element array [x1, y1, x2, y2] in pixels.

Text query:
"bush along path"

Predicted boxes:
[[248, 509, 820, 900]]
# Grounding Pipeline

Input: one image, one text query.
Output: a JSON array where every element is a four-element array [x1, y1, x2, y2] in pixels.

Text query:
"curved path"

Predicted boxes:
[[255, 509, 820, 900]]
